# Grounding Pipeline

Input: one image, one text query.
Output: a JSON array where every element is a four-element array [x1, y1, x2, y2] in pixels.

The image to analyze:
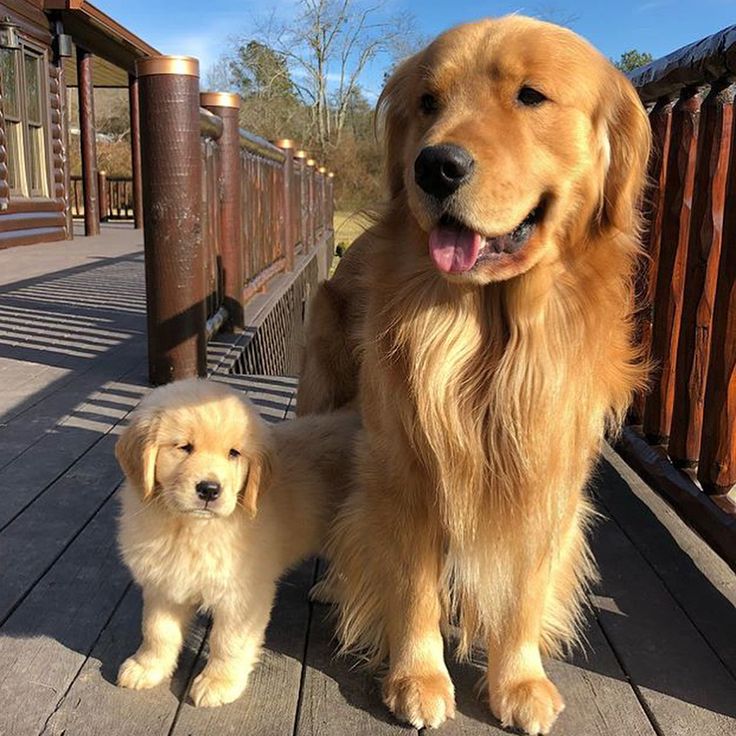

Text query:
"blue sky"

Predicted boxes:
[[98, 0, 735, 99]]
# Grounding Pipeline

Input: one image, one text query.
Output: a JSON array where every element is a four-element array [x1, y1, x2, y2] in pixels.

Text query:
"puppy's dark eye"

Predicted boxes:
[[229, 448, 241, 460], [178, 443, 193, 454], [517, 86, 547, 106], [420, 93, 439, 114]]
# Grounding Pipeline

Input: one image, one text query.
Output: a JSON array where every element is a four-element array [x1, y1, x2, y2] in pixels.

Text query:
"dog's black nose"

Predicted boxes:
[[196, 480, 221, 502], [414, 144, 474, 199]]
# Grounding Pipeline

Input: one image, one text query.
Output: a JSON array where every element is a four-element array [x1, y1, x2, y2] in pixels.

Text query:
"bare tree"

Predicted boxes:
[[256, 0, 417, 152]]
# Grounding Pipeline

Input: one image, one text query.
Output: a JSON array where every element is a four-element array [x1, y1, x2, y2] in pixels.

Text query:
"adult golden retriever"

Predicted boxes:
[[298, 15, 650, 735]]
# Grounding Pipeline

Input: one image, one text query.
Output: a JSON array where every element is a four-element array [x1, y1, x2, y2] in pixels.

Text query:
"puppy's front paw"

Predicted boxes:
[[382, 670, 456, 729], [489, 676, 564, 735], [117, 656, 170, 690], [190, 671, 248, 707]]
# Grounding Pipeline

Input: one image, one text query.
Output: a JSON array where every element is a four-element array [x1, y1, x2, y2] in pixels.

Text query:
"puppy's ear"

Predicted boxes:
[[377, 54, 417, 198], [115, 409, 160, 499], [241, 440, 273, 519], [598, 70, 652, 235]]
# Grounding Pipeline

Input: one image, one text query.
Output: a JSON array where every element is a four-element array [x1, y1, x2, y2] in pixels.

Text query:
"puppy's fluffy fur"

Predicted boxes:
[[298, 16, 650, 735], [115, 378, 358, 707]]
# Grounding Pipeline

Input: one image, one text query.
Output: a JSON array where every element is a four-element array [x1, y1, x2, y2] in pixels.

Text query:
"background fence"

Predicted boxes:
[[70, 175, 135, 220], [134, 57, 334, 387], [624, 25, 736, 566]]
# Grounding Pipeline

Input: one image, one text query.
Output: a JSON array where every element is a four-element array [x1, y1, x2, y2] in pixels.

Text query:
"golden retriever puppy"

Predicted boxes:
[[299, 16, 650, 735], [115, 378, 359, 707]]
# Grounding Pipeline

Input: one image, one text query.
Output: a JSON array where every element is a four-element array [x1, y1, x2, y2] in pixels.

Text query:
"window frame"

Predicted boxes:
[[0, 36, 51, 200]]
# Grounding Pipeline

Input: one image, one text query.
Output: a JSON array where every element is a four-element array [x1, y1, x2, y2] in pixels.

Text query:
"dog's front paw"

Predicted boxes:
[[382, 670, 456, 729], [489, 676, 564, 735], [117, 656, 171, 690], [190, 670, 248, 707]]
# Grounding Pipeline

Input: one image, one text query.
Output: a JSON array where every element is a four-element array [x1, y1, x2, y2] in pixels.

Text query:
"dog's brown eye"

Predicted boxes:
[[229, 448, 241, 460], [420, 93, 439, 114], [178, 443, 193, 454], [517, 86, 547, 106]]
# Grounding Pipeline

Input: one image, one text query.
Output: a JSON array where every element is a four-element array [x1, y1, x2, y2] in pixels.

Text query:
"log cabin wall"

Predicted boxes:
[[0, 0, 66, 248]]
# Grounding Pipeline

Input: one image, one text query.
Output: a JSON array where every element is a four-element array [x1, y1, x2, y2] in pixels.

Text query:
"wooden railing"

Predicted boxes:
[[623, 25, 736, 566], [70, 175, 135, 220], [134, 57, 334, 386]]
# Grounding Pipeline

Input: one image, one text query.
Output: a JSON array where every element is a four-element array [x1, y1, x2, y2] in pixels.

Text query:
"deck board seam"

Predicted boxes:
[[588, 600, 665, 736], [35, 580, 134, 736], [0, 386, 142, 537], [595, 487, 736, 683], [0, 480, 123, 630], [291, 558, 320, 736]]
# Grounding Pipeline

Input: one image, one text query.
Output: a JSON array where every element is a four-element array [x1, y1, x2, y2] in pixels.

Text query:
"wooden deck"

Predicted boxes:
[[0, 224, 734, 736]]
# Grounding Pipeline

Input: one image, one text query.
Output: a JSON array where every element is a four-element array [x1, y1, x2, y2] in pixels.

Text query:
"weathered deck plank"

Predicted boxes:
[[0, 227, 734, 736], [591, 514, 736, 736]]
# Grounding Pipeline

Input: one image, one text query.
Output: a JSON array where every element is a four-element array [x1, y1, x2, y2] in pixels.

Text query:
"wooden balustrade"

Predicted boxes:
[[134, 55, 335, 386], [70, 175, 135, 220], [624, 25, 736, 567]]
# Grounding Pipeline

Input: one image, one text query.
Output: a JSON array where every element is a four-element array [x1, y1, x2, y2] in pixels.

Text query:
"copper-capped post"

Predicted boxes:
[[293, 150, 308, 251], [135, 55, 199, 78], [201, 91, 244, 331], [275, 139, 297, 270], [137, 54, 206, 384]]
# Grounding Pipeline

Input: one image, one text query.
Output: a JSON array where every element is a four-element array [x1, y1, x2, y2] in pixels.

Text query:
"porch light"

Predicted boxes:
[[0, 17, 20, 51]]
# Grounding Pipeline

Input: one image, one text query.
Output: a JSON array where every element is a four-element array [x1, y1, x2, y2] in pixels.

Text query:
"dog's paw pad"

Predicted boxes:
[[117, 657, 169, 690], [190, 671, 246, 708], [490, 677, 565, 735], [383, 670, 456, 729]]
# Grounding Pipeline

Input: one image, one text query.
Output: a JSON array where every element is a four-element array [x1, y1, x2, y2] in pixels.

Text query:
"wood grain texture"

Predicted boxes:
[[591, 516, 736, 736], [669, 81, 735, 468], [697, 100, 736, 496], [631, 96, 674, 424], [643, 86, 705, 444]]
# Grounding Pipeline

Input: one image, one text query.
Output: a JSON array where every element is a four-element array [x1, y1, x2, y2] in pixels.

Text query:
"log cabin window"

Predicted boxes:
[[0, 42, 49, 199]]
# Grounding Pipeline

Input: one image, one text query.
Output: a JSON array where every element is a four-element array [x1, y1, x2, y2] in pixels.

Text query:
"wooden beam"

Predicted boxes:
[[76, 46, 99, 236], [128, 74, 143, 229]]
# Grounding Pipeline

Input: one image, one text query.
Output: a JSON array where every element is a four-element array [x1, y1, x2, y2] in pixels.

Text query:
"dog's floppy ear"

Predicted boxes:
[[598, 70, 652, 235], [241, 439, 273, 519], [115, 408, 160, 499], [377, 54, 417, 198]]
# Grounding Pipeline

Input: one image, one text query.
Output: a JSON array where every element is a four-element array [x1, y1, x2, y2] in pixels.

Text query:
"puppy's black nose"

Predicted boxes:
[[414, 144, 474, 199], [196, 480, 221, 502]]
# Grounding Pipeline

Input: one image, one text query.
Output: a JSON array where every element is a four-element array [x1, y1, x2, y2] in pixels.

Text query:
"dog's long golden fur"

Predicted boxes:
[[299, 16, 650, 735]]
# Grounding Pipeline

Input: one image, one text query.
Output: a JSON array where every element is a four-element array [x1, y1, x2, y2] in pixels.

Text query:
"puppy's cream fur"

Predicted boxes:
[[115, 378, 358, 707]]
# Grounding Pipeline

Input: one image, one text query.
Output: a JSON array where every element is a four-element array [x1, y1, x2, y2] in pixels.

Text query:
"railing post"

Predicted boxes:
[[128, 73, 144, 230], [630, 96, 674, 424], [318, 165, 327, 238], [201, 92, 243, 332], [294, 150, 308, 251], [76, 46, 100, 237], [670, 81, 735, 468], [698, 92, 736, 506], [136, 56, 206, 385], [275, 139, 296, 271], [306, 158, 316, 251], [642, 85, 706, 444], [97, 170, 108, 222]]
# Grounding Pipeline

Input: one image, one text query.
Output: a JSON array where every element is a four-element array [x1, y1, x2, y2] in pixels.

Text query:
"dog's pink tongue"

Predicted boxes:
[[429, 225, 483, 273]]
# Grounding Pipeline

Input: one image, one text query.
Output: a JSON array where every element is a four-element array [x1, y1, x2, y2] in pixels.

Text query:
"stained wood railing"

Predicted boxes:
[[624, 25, 736, 567], [70, 175, 135, 220], [134, 56, 334, 386]]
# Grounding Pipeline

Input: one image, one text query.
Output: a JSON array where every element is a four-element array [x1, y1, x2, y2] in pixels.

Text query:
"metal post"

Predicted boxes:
[[136, 55, 206, 385], [275, 139, 296, 271], [201, 92, 244, 331], [76, 46, 99, 236], [128, 73, 144, 229]]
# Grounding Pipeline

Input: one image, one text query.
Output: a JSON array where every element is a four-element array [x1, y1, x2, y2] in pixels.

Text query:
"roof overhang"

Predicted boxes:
[[45, 1, 159, 76]]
